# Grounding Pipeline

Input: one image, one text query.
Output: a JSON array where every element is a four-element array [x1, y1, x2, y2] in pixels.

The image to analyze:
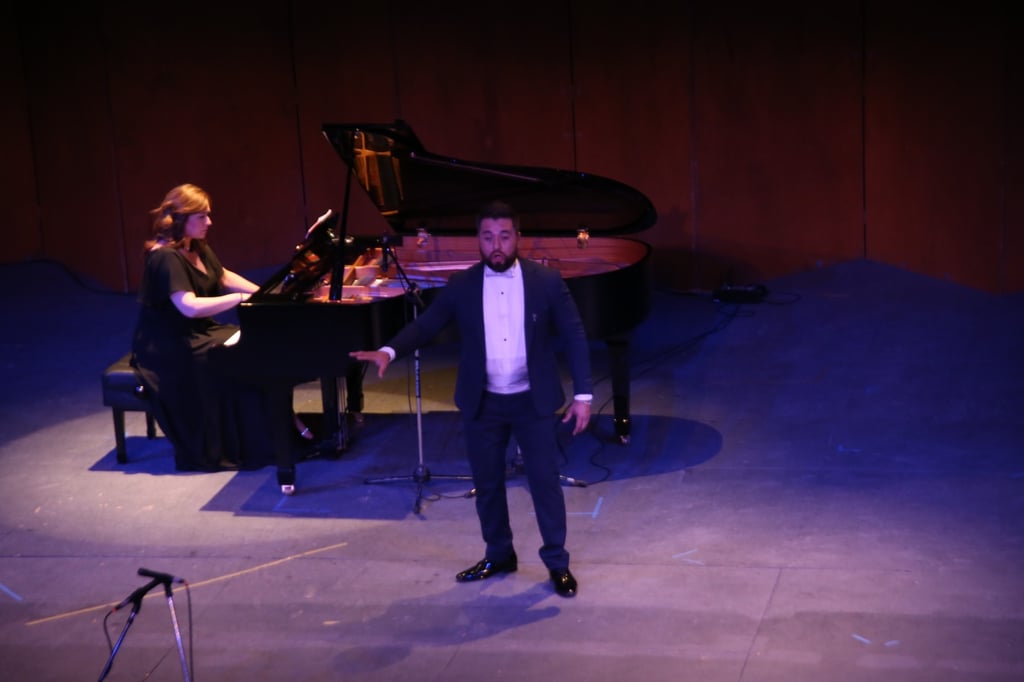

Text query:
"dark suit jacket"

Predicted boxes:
[[386, 258, 593, 418]]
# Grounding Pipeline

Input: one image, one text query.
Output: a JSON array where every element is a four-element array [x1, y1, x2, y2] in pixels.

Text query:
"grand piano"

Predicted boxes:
[[214, 120, 656, 493]]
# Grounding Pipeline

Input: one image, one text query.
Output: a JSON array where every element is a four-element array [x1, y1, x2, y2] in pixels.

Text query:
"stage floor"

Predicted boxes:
[[1, 258, 1022, 681]]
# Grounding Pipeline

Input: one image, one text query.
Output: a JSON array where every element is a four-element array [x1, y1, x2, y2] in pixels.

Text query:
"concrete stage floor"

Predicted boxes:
[[1, 258, 1022, 681]]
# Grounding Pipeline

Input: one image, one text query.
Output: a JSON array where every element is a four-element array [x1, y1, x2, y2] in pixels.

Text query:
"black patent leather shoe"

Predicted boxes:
[[550, 569, 577, 597], [455, 552, 518, 582]]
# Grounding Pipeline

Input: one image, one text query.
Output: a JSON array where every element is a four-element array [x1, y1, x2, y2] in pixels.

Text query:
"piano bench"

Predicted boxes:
[[101, 353, 157, 464]]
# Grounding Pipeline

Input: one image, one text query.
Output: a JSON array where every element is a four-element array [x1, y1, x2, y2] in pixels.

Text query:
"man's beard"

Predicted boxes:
[[482, 249, 517, 273]]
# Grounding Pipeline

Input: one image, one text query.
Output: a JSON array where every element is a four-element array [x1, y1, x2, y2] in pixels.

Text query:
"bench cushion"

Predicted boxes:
[[102, 353, 147, 408]]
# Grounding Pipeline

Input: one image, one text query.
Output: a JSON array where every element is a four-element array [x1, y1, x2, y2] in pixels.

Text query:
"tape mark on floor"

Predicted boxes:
[[25, 540, 349, 626], [567, 497, 603, 518], [0, 582, 23, 601], [672, 549, 704, 565]]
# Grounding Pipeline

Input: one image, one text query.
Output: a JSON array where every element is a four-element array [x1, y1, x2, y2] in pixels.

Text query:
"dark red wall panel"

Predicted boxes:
[[572, 2, 695, 290], [0, 19, 39, 264], [291, 1, 399, 236], [4, 1, 1020, 294], [19, 6, 125, 289], [103, 3, 307, 290], [692, 2, 865, 288], [298, 1, 580, 240], [1000, 22, 1024, 292], [865, 3, 1006, 291], [389, 2, 575, 170]]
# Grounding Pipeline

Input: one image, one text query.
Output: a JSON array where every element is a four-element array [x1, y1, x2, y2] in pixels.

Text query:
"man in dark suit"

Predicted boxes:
[[350, 200, 593, 597]]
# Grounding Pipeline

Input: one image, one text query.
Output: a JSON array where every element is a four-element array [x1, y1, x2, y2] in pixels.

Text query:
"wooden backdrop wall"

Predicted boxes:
[[3, 1, 1020, 294]]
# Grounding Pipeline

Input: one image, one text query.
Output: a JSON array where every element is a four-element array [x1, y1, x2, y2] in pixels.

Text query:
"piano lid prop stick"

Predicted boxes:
[[328, 169, 356, 301]]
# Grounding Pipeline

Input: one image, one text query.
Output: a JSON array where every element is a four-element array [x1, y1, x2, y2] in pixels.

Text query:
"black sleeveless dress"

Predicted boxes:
[[130, 244, 289, 471]]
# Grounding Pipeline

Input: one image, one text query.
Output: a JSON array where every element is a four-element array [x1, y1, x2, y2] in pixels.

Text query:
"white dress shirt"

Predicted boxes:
[[483, 261, 528, 394]]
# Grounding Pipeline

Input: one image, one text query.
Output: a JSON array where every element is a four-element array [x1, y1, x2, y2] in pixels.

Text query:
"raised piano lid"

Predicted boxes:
[[317, 120, 657, 342], [320, 120, 657, 237]]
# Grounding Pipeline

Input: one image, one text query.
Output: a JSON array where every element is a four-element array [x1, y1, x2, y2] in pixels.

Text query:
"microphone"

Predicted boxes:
[[138, 567, 185, 584], [137, 565, 185, 581], [110, 569, 185, 613], [112, 584, 152, 612]]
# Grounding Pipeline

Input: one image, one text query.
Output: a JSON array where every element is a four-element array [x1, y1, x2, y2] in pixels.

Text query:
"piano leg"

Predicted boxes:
[[277, 465, 296, 495], [274, 377, 348, 496], [607, 335, 631, 445], [319, 376, 349, 457], [265, 383, 297, 495]]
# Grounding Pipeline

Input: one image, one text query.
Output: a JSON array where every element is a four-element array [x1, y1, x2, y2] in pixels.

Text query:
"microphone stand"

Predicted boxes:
[[98, 572, 190, 682], [364, 242, 473, 514]]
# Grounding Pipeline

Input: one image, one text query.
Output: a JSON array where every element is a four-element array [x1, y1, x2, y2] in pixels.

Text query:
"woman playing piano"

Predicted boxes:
[[129, 183, 308, 471]]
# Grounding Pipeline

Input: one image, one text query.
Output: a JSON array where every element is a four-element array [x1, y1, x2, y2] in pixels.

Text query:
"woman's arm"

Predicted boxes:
[[168, 268, 260, 318], [170, 290, 250, 318], [221, 268, 259, 294]]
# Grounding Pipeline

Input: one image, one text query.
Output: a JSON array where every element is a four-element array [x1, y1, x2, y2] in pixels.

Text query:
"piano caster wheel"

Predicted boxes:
[[277, 466, 296, 496], [613, 417, 631, 446]]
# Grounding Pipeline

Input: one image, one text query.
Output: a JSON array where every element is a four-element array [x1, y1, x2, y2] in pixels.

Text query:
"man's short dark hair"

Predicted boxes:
[[476, 200, 520, 232]]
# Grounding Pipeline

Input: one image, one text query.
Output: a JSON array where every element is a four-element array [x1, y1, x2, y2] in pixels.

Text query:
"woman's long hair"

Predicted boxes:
[[144, 183, 211, 252]]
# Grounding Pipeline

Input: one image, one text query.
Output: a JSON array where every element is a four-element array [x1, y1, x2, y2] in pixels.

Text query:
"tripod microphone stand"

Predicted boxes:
[[364, 244, 472, 513], [98, 568, 190, 682]]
